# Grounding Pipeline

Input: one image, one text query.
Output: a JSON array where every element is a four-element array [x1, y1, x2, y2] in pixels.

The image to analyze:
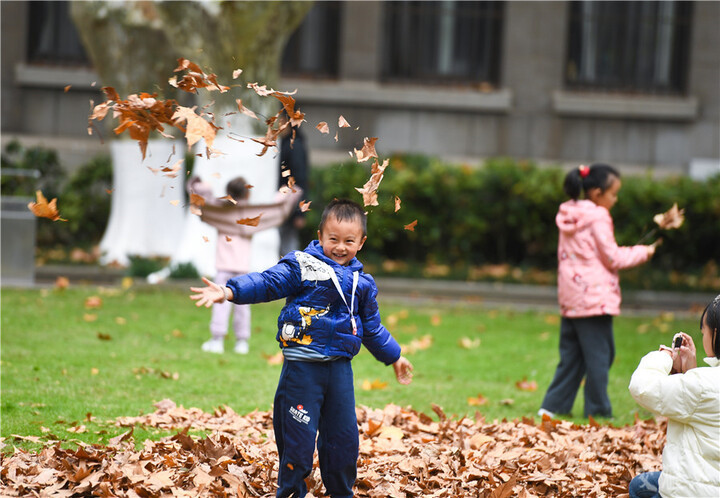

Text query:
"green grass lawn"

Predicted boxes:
[[1, 284, 700, 452]]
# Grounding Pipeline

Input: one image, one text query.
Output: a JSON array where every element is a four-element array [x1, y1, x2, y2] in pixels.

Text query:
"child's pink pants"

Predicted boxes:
[[210, 270, 251, 341]]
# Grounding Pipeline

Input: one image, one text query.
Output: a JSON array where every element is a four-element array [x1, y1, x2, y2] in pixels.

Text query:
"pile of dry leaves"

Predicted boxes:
[[1, 400, 664, 497]]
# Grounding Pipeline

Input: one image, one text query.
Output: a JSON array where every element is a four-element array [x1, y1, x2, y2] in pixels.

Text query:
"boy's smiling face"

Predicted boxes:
[[318, 216, 366, 266]]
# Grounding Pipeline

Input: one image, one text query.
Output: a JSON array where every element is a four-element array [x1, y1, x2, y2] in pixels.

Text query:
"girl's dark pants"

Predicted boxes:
[[274, 358, 358, 498], [540, 315, 615, 417]]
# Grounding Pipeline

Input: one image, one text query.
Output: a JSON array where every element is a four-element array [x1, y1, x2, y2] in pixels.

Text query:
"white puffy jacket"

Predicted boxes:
[[629, 351, 720, 498]]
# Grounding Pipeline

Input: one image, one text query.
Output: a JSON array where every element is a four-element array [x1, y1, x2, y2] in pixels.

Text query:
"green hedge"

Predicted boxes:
[[301, 155, 720, 273]]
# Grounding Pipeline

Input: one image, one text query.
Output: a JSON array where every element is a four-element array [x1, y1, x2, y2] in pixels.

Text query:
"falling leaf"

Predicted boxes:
[[232, 68, 243, 79], [515, 378, 538, 392], [190, 193, 206, 207], [356, 158, 388, 207], [217, 194, 237, 205], [64, 85, 71, 92], [236, 215, 261, 227], [653, 203, 685, 230], [299, 200, 311, 212], [404, 220, 418, 231], [468, 393, 488, 406], [394, 196, 401, 212], [334, 131, 339, 142], [353, 137, 379, 163], [316, 121, 329, 134], [225, 236, 232, 242], [121, 277, 133, 290], [172, 105, 218, 149], [235, 99, 258, 120], [169, 200, 180, 206], [28, 190, 67, 221], [338, 115, 351, 128], [84, 296, 102, 309], [202, 236, 209, 243], [171, 58, 230, 93]]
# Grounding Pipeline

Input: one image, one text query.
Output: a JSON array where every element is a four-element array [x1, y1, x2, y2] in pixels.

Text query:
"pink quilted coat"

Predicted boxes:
[[556, 199, 650, 317]]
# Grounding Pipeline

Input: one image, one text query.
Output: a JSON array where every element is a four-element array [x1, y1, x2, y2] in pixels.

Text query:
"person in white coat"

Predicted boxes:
[[628, 295, 720, 498]]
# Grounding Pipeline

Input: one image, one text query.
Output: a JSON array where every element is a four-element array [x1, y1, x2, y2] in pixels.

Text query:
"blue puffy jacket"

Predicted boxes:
[[225, 240, 401, 365]]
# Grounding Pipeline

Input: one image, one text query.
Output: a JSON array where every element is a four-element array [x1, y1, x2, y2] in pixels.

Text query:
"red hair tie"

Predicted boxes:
[[578, 165, 590, 178]]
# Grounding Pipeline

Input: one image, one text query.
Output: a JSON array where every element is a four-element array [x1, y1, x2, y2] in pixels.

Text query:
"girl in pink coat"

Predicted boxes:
[[539, 163, 657, 418]]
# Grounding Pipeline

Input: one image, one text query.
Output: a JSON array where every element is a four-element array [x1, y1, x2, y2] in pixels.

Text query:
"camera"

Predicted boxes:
[[673, 334, 683, 349]]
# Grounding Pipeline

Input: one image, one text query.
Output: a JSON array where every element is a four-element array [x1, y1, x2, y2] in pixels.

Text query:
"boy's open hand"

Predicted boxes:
[[189, 277, 225, 308], [393, 356, 414, 385]]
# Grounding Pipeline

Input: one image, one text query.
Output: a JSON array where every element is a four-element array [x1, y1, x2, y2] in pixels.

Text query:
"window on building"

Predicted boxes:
[[281, 2, 341, 79], [382, 1, 504, 87], [27, 1, 89, 65], [565, 1, 693, 94]]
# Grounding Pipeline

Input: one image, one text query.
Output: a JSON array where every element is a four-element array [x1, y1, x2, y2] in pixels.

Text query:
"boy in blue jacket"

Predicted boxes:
[[190, 198, 414, 498]]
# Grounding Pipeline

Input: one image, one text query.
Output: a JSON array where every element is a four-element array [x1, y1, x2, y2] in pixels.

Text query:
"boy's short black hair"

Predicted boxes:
[[226, 176, 249, 201], [318, 199, 367, 237]]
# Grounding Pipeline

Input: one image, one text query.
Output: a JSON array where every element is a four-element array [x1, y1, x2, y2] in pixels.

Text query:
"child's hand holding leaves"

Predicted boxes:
[[190, 277, 228, 308]]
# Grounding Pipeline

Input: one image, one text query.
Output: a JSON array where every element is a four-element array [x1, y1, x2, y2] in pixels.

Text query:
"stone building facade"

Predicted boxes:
[[2, 1, 718, 176]]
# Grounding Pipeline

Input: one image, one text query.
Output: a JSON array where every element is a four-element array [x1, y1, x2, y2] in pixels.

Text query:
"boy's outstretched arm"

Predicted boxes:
[[189, 277, 232, 308], [393, 356, 414, 385]]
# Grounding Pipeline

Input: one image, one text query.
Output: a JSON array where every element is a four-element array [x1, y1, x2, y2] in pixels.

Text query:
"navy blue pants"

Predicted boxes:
[[629, 471, 662, 498], [540, 315, 615, 417], [273, 359, 358, 498]]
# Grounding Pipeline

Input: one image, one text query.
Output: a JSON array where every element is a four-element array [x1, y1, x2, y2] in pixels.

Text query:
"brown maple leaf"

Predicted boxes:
[[170, 58, 229, 93], [272, 92, 304, 127], [394, 196, 401, 212], [236, 215, 262, 227], [338, 115, 351, 128], [172, 105, 219, 149], [235, 99, 258, 120], [653, 203, 685, 230], [404, 220, 418, 231], [190, 193, 206, 207], [356, 158, 389, 207], [353, 137, 378, 163], [299, 200, 312, 212], [28, 190, 67, 221], [316, 122, 329, 134]]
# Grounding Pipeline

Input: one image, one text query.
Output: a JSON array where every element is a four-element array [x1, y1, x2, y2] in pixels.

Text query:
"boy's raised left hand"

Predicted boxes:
[[190, 277, 226, 308], [393, 356, 414, 385]]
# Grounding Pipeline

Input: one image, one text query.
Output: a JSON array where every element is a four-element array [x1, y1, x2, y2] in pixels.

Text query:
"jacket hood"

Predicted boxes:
[[556, 199, 608, 235], [305, 240, 364, 272]]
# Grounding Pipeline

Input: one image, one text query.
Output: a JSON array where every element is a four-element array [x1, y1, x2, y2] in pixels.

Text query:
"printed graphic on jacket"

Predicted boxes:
[[280, 252, 336, 347]]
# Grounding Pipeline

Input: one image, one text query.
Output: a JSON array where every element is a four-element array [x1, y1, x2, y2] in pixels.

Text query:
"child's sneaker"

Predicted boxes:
[[537, 408, 555, 419], [234, 340, 249, 355], [201, 338, 224, 354]]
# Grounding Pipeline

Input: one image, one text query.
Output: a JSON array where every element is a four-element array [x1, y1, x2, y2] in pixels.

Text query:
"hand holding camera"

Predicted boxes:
[[665, 332, 697, 374]]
